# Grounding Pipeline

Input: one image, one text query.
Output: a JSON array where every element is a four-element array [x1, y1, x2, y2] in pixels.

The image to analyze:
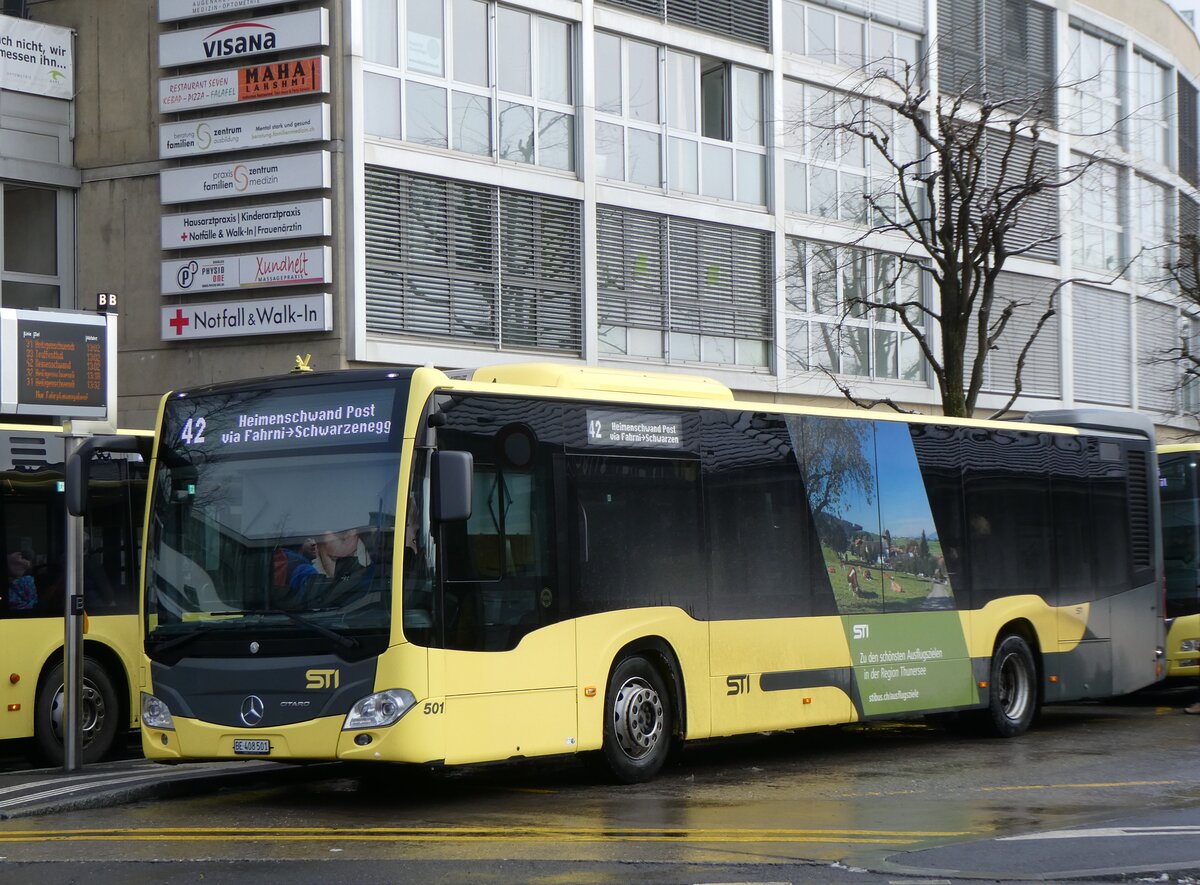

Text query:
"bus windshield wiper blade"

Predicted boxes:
[[253, 608, 360, 649], [147, 623, 227, 656]]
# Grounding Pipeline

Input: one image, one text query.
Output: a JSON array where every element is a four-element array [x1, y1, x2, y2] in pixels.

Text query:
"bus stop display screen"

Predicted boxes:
[[16, 317, 106, 412], [166, 386, 397, 456]]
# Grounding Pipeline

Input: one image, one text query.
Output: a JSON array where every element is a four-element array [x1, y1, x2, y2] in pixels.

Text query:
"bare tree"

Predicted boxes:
[[788, 57, 1097, 418], [1159, 231, 1200, 413]]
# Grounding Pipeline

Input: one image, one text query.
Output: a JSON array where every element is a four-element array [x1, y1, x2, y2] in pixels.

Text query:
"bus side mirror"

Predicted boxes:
[[66, 435, 147, 517], [431, 450, 472, 523]]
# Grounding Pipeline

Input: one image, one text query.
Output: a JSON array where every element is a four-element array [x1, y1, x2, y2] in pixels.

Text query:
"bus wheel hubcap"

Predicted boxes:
[[998, 653, 1030, 721], [612, 676, 663, 760], [49, 679, 106, 747]]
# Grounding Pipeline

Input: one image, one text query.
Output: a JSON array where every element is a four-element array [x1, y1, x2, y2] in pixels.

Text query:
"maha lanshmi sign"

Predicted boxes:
[[159, 56, 327, 113]]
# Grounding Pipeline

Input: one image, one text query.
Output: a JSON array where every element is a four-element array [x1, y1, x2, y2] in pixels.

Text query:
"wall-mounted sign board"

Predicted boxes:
[[162, 294, 332, 340], [159, 0, 291, 23], [161, 198, 331, 249], [159, 8, 328, 67], [160, 56, 327, 113], [160, 150, 330, 204], [160, 103, 329, 159], [162, 246, 331, 294]]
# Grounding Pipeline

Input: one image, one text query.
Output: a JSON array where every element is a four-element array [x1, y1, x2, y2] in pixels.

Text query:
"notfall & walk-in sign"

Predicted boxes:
[[161, 294, 332, 340]]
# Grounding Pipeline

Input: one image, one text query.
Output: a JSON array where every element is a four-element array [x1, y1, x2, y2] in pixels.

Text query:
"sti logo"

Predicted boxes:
[[305, 668, 340, 690], [852, 624, 869, 640]]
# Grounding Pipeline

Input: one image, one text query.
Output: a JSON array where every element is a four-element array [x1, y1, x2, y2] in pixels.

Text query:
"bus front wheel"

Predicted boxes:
[[982, 634, 1038, 738], [32, 658, 120, 766], [600, 656, 674, 784]]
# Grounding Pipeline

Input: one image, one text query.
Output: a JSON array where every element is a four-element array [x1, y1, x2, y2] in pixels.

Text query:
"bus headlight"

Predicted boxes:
[[1181, 639, 1200, 653], [141, 692, 175, 731], [342, 689, 416, 730]]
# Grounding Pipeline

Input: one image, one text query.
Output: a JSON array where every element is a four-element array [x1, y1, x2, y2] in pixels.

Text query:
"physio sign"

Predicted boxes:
[[162, 246, 331, 294], [160, 103, 328, 159], [160, 151, 329, 204], [159, 8, 328, 67]]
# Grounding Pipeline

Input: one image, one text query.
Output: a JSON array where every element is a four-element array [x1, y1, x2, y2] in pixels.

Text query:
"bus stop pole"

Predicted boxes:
[[62, 433, 86, 772]]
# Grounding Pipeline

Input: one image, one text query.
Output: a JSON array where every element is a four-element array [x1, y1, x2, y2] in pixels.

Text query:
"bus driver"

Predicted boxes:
[[273, 528, 373, 609]]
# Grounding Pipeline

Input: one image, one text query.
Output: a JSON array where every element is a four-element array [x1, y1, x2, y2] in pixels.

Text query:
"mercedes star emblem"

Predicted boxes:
[[240, 695, 265, 727]]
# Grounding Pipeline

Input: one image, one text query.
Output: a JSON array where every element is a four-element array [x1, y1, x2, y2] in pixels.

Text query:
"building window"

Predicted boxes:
[[1073, 284, 1130, 406], [362, 0, 575, 171], [938, 0, 1055, 120], [1130, 174, 1169, 284], [1184, 316, 1200, 414], [594, 33, 767, 205], [785, 238, 926, 382], [2, 185, 62, 309], [1131, 51, 1171, 168], [364, 166, 583, 353], [596, 205, 772, 368], [782, 80, 921, 226], [594, 0, 769, 50], [1069, 157, 1123, 273], [781, 0, 921, 80], [1063, 26, 1121, 138]]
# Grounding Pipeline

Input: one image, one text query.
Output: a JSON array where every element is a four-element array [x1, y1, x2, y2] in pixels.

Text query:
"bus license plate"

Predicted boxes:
[[232, 739, 271, 755]]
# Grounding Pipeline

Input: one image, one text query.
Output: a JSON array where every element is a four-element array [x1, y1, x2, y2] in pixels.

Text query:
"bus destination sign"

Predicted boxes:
[[170, 387, 396, 455], [15, 317, 106, 415], [586, 410, 683, 450]]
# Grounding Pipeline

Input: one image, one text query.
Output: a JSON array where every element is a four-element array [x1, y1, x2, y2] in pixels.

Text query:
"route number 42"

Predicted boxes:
[[179, 416, 207, 445]]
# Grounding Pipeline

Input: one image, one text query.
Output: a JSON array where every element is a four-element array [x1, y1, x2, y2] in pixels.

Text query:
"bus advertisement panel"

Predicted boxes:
[[139, 365, 1165, 782]]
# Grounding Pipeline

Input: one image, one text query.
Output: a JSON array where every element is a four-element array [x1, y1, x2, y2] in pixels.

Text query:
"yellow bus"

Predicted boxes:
[[0, 424, 150, 764], [138, 365, 1164, 782], [1156, 444, 1200, 683]]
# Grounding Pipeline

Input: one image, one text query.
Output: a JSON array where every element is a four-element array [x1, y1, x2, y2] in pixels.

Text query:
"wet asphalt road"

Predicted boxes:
[[0, 687, 1195, 884]]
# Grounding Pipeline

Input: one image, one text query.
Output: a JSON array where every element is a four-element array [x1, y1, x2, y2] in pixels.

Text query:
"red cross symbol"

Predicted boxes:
[[168, 308, 190, 336]]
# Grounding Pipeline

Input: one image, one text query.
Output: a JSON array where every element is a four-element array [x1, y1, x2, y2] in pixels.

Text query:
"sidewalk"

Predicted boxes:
[[0, 757, 320, 819]]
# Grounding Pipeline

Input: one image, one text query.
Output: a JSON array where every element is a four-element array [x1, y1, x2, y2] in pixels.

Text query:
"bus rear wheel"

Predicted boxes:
[[982, 634, 1038, 738], [32, 658, 120, 766], [600, 656, 673, 784]]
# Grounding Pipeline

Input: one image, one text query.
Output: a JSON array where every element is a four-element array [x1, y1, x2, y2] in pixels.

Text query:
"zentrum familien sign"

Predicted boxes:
[[160, 151, 329, 204], [159, 103, 328, 158]]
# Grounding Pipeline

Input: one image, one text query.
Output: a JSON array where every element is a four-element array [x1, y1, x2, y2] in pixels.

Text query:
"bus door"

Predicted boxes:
[[424, 396, 576, 764]]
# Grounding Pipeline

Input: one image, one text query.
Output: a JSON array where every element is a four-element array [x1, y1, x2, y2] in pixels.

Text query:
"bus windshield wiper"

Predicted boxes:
[[147, 622, 230, 656], [249, 608, 360, 649]]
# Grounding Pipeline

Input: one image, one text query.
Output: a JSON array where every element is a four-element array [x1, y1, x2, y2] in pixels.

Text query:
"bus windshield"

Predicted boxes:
[[144, 379, 406, 659], [1161, 451, 1200, 619]]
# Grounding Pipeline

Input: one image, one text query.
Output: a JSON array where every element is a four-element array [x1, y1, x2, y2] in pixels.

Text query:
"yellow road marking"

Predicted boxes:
[[979, 781, 1178, 792], [0, 826, 970, 846]]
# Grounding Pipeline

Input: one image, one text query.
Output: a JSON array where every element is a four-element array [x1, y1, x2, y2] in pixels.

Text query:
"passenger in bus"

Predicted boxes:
[[6, 550, 37, 611], [273, 528, 372, 609]]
